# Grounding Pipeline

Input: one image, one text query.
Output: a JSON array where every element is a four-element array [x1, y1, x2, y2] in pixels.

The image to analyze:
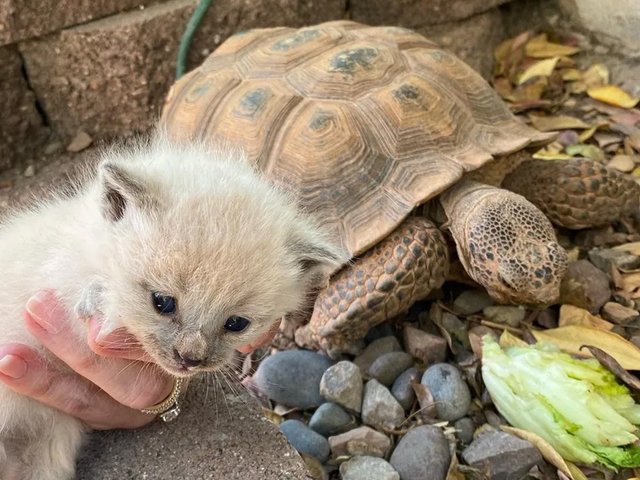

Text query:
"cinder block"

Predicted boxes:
[[0, 44, 47, 171], [18, 0, 349, 142], [187, 0, 348, 69], [0, 0, 160, 46], [19, 0, 197, 141], [349, 0, 511, 28]]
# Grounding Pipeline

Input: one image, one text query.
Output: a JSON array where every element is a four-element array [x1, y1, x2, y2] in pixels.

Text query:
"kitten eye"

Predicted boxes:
[[224, 316, 251, 332], [152, 292, 176, 315]]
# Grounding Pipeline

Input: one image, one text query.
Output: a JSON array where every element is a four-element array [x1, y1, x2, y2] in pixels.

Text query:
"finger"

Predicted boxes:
[[236, 318, 281, 354], [25, 290, 174, 411], [0, 343, 154, 430], [86, 317, 153, 362]]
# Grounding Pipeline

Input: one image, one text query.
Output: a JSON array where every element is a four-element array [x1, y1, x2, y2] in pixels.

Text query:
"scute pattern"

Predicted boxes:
[[502, 159, 640, 230], [440, 181, 568, 307], [295, 217, 449, 352], [161, 20, 549, 256]]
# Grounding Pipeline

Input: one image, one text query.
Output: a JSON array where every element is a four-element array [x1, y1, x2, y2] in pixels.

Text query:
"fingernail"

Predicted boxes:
[[26, 290, 61, 334], [0, 354, 28, 379]]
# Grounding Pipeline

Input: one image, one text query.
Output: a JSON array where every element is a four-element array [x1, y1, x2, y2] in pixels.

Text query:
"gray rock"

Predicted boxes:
[[402, 325, 448, 364], [279, 419, 331, 463], [391, 367, 419, 411], [361, 379, 405, 430], [369, 351, 414, 386], [354, 336, 402, 373], [560, 260, 611, 313], [253, 350, 332, 409], [340, 456, 400, 480], [453, 289, 493, 315], [482, 306, 526, 327], [589, 248, 640, 273], [421, 363, 471, 421], [389, 425, 450, 480], [308, 402, 354, 437], [328, 426, 392, 459], [319, 360, 363, 413], [601, 301, 639, 325], [462, 430, 543, 480], [453, 417, 475, 445]]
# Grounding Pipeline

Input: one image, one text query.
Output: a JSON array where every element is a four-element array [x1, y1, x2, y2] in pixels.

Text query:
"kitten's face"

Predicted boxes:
[[97, 139, 346, 377]]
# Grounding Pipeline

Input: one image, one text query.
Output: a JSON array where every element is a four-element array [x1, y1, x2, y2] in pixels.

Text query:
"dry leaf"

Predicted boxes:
[[532, 148, 573, 160], [525, 34, 580, 58], [412, 383, 438, 421], [558, 304, 614, 331], [577, 125, 600, 143], [532, 325, 640, 370], [529, 114, 590, 131], [613, 242, 640, 256], [582, 64, 610, 89], [561, 68, 582, 81], [518, 57, 560, 84], [580, 344, 640, 391], [499, 329, 528, 347], [513, 77, 549, 102], [446, 451, 465, 480], [501, 426, 576, 479], [494, 76, 514, 100], [621, 271, 640, 296], [587, 85, 640, 109], [565, 144, 605, 161]]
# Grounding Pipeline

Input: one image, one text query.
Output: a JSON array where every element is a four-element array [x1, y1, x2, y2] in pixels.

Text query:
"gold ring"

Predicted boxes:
[[140, 377, 185, 422]]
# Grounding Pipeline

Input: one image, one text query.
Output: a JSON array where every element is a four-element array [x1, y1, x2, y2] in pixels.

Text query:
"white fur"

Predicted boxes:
[[0, 131, 347, 479]]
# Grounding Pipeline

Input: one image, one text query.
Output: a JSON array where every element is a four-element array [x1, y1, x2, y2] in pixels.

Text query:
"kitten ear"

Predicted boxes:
[[99, 162, 153, 222], [290, 222, 349, 287]]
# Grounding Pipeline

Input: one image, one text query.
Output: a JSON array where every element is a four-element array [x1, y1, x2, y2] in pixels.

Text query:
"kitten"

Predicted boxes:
[[0, 131, 347, 479]]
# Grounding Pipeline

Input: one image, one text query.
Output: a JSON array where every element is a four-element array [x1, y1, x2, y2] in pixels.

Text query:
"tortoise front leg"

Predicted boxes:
[[439, 179, 568, 308], [295, 217, 449, 356], [501, 158, 640, 230]]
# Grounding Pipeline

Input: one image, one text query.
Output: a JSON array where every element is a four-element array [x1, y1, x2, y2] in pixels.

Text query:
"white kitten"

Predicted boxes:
[[0, 131, 346, 479]]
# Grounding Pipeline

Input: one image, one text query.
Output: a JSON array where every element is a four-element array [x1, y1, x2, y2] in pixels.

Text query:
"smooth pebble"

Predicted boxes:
[[279, 419, 330, 463], [421, 363, 471, 421]]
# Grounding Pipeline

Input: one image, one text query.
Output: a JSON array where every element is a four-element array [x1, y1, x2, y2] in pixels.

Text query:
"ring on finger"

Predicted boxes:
[[140, 377, 185, 422]]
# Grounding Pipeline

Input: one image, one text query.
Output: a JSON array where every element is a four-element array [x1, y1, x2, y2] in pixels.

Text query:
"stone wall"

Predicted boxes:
[[1, 0, 517, 171]]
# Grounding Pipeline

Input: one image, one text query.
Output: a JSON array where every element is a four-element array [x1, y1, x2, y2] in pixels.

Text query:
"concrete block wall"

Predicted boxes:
[[2, 0, 519, 171]]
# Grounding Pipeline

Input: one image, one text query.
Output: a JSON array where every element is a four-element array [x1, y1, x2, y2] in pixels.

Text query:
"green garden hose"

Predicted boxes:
[[176, 0, 214, 79]]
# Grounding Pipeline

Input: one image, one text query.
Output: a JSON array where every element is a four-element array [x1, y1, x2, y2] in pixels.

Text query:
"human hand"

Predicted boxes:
[[0, 291, 281, 430]]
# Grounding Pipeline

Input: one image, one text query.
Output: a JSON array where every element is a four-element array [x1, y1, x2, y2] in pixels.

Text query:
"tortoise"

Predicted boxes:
[[160, 20, 640, 355]]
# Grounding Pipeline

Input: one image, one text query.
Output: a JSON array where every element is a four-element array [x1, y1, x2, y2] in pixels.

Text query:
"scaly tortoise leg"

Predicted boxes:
[[439, 179, 568, 308], [295, 217, 449, 355], [501, 158, 640, 230]]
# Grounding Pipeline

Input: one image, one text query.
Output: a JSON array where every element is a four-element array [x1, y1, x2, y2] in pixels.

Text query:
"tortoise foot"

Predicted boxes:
[[502, 158, 640, 230], [440, 179, 568, 307], [295, 217, 449, 354]]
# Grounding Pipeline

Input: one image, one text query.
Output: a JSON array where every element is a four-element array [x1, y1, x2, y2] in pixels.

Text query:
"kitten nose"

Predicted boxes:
[[173, 348, 205, 368]]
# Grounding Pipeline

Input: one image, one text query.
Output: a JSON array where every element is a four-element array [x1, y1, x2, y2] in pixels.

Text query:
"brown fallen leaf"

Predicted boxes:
[[412, 383, 438, 421], [561, 68, 582, 81], [621, 271, 640, 296], [580, 344, 640, 391], [513, 77, 549, 102], [499, 329, 528, 347], [612, 242, 640, 256], [518, 57, 560, 84], [582, 64, 610, 89], [493, 76, 514, 100], [500, 426, 579, 480], [529, 114, 590, 131], [525, 34, 580, 58], [558, 304, 614, 331], [588, 85, 640, 109], [532, 325, 640, 370]]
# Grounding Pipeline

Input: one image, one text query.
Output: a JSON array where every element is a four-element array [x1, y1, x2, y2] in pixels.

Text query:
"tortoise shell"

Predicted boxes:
[[161, 20, 551, 256]]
